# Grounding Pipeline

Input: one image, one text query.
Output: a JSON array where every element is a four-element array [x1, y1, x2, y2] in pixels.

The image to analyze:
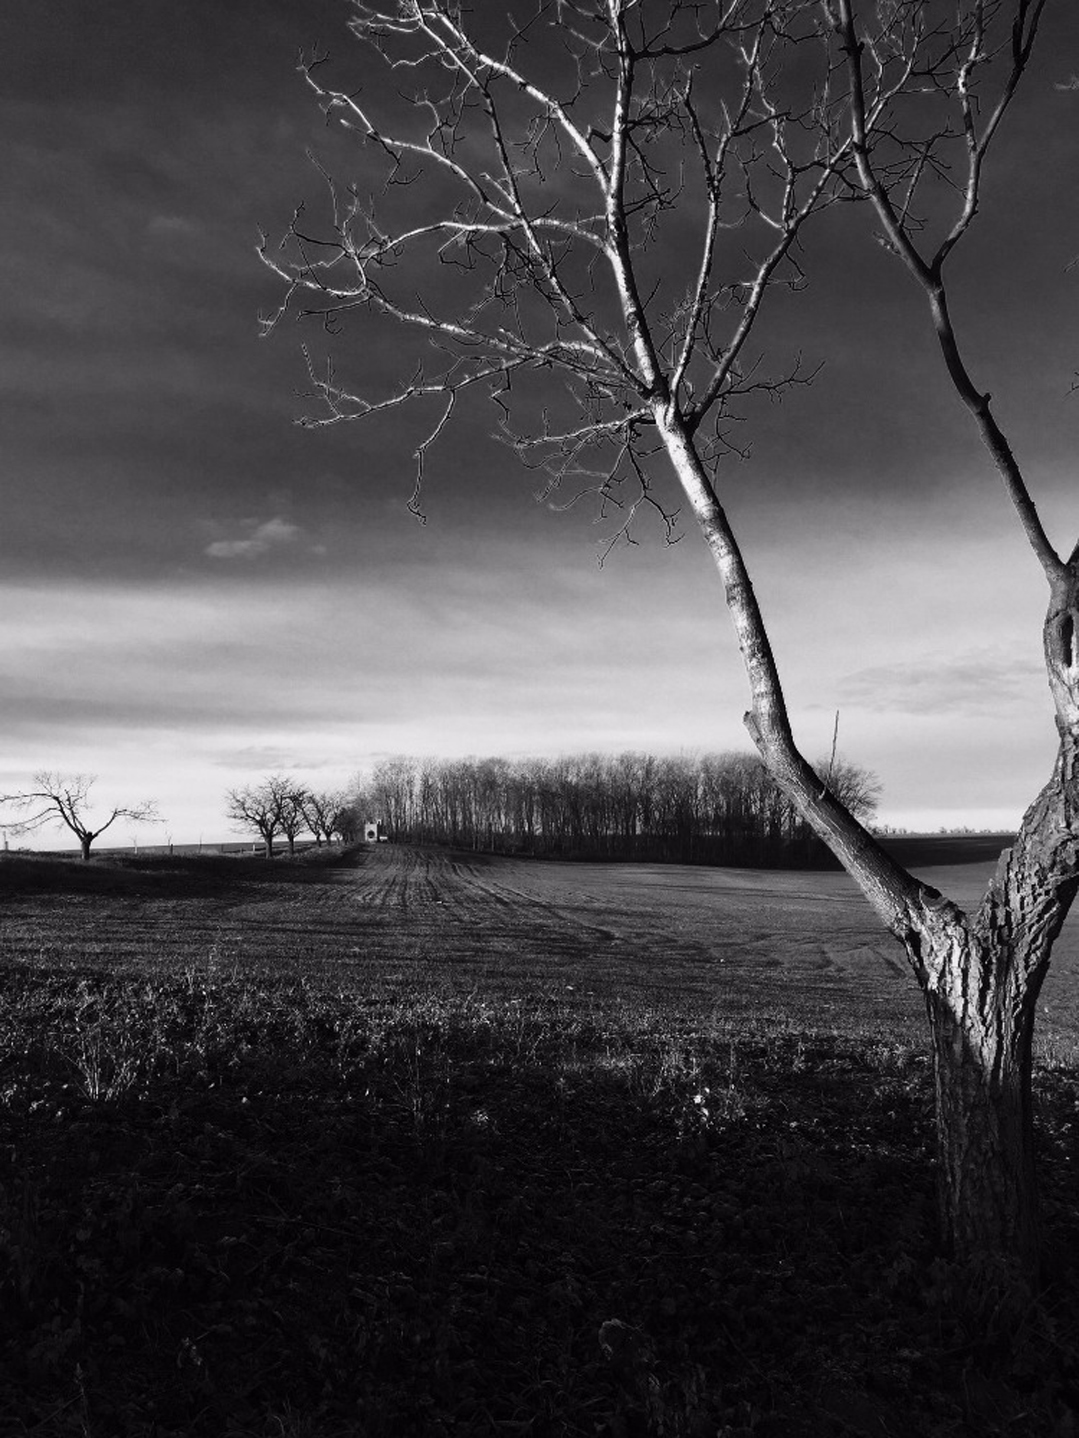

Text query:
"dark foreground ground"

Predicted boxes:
[[2, 843, 1079, 1437]]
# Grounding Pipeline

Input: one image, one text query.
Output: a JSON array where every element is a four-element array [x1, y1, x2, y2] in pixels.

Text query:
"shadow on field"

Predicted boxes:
[[0, 847, 365, 900], [0, 836, 1014, 906], [878, 834, 1014, 870], [2, 969, 1078, 1438]]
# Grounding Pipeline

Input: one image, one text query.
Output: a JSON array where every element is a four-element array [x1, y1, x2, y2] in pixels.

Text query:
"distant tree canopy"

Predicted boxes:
[[353, 751, 880, 868]]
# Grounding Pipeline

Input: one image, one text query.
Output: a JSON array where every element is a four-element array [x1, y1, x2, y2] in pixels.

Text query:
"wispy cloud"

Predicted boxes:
[[836, 649, 1045, 717], [205, 517, 302, 560], [212, 747, 339, 773]]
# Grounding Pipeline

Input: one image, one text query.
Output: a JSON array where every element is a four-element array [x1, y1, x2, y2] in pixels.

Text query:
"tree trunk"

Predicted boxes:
[[914, 732, 1079, 1290], [264, 836, 274, 858], [80, 836, 92, 862], [655, 404, 1079, 1293], [919, 949, 1040, 1281]]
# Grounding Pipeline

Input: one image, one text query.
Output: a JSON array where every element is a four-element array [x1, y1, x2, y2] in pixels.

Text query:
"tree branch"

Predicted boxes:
[[835, 0, 1063, 584]]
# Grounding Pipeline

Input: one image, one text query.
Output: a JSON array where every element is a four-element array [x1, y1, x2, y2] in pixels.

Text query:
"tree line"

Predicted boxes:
[[352, 752, 881, 869], [0, 756, 879, 868]]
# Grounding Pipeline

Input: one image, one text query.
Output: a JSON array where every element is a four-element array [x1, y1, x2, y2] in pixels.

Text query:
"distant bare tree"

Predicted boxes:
[[330, 801, 360, 843], [225, 775, 306, 858], [300, 787, 350, 846], [263, 1, 1069, 1290], [367, 757, 418, 839], [0, 773, 161, 862], [819, 757, 882, 825], [277, 784, 309, 857], [334, 794, 366, 844]]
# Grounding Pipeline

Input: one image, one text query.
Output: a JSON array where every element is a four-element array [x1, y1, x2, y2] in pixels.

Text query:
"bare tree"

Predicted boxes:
[[820, 755, 882, 825], [225, 775, 306, 858], [828, 0, 1067, 1286], [301, 787, 350, 845], [333, 802, 363, 844], [278, 784, 309, 856], [367, 756, 418, 838], [0, 773, 161, 862], [262, 1, 1069, 1287]]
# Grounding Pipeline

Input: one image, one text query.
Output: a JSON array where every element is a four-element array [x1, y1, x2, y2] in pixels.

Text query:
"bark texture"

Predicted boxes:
[[914, 726, 1079, 1272], [924, 981, 1038, 1272]]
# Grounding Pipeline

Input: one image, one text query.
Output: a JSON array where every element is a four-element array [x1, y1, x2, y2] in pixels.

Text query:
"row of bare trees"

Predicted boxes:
[[353, 751, 880, 866], [0, 773, 357, 862], [224, 776, 353, 857]]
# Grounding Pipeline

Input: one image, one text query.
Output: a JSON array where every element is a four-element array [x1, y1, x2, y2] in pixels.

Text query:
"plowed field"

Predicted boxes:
[[4, 844, 1078, 1047], [5, 845, 1079, 1437]]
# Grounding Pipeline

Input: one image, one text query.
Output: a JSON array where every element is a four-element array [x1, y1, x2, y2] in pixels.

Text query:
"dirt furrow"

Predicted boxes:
[[4, 843, 1078, 1042]]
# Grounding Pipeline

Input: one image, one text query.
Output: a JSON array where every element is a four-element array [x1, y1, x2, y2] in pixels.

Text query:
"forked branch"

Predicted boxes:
[[835, 0, 1062, 584]]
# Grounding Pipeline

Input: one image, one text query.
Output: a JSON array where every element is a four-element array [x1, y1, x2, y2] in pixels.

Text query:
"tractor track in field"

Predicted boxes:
[[3, 843, 1078, 1036]]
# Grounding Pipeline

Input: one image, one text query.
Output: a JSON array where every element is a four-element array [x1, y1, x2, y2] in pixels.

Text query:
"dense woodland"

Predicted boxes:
[[350, 752, 881, 869]]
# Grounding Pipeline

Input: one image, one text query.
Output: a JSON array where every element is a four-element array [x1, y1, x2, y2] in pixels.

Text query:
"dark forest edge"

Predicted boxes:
[[348, 750, 884, 870], [0, 832, 1017, 880]]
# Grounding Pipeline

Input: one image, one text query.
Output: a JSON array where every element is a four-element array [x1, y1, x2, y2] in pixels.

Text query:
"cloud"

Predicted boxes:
[[212, 747, 337, 772], [836, 649, 1045, 717], [205, 516, 302, 560]]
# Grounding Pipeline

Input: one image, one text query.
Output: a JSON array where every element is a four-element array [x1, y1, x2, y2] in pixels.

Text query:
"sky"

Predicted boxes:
[[2, 0, 1077, 849]]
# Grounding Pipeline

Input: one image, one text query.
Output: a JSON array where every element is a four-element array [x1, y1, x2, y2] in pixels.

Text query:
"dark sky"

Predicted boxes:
[[2, 0, 1077, 843]]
